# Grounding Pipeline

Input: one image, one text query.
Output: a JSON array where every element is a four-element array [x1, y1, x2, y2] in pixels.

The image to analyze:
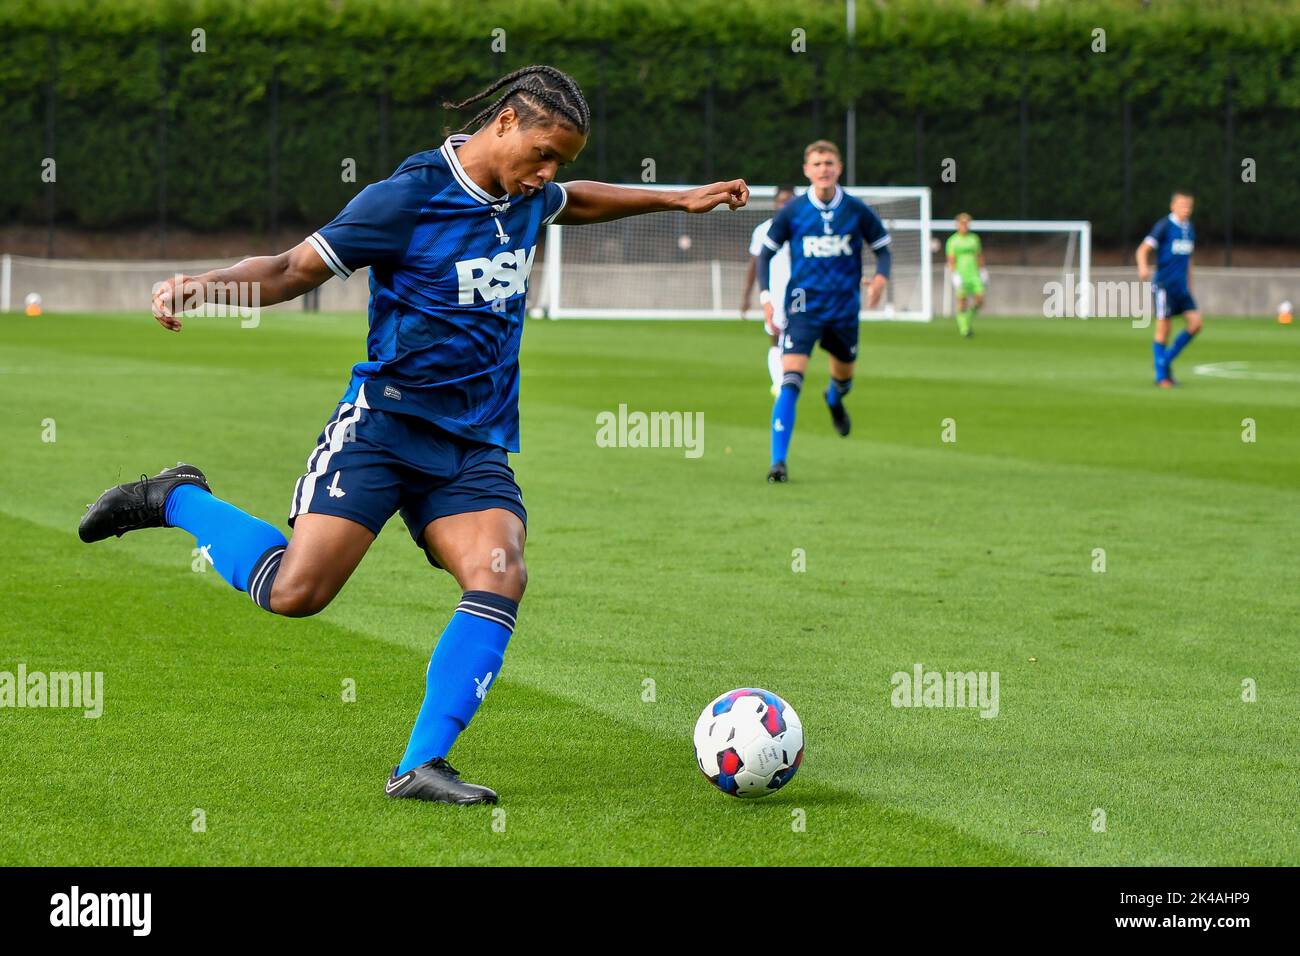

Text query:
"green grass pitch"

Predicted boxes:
[[1, 310, 1297, 866]]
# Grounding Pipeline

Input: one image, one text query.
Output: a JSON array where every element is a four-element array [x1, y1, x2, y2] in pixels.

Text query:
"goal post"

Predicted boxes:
[[538, 184, 933, 321], [929, 219, 1093, 319]]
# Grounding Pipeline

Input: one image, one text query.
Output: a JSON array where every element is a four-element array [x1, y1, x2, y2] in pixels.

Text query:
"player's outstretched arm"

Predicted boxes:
[[556, 180, 748, 226], [151, 241, 334, 332]]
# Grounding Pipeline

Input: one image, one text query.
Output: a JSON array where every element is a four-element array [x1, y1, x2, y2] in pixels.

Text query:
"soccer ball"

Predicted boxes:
[[693, 688, 804, 798]]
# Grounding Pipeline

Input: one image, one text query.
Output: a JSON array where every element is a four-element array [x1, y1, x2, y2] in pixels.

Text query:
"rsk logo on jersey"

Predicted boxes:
[[1171, 239, 1194, 255], [456, 247, 536, 304], [802, 234, 853, 258]]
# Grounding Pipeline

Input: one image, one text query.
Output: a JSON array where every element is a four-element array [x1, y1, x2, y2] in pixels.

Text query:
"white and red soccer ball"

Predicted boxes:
[[694, 688, 804, 798]]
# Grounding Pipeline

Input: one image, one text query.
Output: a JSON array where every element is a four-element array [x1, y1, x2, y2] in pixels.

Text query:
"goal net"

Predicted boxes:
[[932, 219, 1092, 319], [537, 184, 932, 321]]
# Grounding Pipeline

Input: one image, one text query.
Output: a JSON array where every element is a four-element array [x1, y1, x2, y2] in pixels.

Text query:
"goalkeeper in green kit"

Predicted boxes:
[[945, 213, 987, 338]]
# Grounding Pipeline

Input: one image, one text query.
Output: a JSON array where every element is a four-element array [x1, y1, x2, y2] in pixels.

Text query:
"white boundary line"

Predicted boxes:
[[1193, 361, 1300, 382]]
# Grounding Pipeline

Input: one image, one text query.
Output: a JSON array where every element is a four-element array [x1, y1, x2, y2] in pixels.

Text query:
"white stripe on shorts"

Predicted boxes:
[[291, 403, 363, 518], [291, 403, 352, 517]]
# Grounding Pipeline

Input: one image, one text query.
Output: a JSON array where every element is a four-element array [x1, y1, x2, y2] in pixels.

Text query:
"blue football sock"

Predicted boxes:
[[397, 591, 518, 774], [771, 371, 803, 465], [1152, 341, 1169, 381], [165, 483, 287, 608], [825, 376, 852, 408], [1165, 329, 1197, 363]]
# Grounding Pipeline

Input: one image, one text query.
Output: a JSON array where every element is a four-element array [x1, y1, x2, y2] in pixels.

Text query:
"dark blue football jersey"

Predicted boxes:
[[760, 186, 891, 316], [307, 134, 567, 452], [1143, 214, 1195, 289]]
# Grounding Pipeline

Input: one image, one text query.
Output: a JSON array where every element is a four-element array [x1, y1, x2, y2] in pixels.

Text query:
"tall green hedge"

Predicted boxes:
[[1, 0, 1297, 245]]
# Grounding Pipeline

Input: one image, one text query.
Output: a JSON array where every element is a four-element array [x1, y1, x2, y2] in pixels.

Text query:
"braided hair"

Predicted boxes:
[[444, 65, 590, 135]]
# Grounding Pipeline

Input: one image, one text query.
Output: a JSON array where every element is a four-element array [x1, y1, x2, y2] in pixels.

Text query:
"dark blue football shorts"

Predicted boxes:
[[781, 288, 861, 362], [1154, 282, 1197, 319], [287, 400, 526, 568]]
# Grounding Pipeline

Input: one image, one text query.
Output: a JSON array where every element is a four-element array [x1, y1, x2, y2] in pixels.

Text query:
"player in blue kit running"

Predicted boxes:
[[1137, 191, 1201, 387], [755, 140, 890, 482], [77, 65, 749, 805]]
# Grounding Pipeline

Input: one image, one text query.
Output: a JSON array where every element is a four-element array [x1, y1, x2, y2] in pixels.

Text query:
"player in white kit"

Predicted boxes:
[[741, 186, 795, 395]]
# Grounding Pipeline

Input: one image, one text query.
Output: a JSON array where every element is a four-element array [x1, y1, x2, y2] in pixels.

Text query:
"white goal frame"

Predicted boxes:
[[929, 218, 1092, 319], [540, 184, 933, 322]]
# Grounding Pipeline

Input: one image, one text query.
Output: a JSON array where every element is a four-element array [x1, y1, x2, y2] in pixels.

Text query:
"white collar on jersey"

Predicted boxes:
[[1168, 212, 1190, 228], [440, 134, 511, 205], [807, 185, 844, 211]]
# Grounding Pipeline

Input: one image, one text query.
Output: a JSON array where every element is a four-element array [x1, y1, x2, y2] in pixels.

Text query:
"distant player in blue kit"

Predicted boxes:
[[77, 66, 749, 805], [1137, 191, 1201, 387], [755, 140, 890, 482]]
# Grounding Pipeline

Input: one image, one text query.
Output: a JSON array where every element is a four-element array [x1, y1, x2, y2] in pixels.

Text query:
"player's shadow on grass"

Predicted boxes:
[[720, 788, 862, 809]]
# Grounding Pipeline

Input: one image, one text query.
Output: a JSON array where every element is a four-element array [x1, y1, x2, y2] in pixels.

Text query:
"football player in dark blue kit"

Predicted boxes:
[[1137, 191, 1201, 387], [755, 140, 891, 482], [78, 66, 749, 805]]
